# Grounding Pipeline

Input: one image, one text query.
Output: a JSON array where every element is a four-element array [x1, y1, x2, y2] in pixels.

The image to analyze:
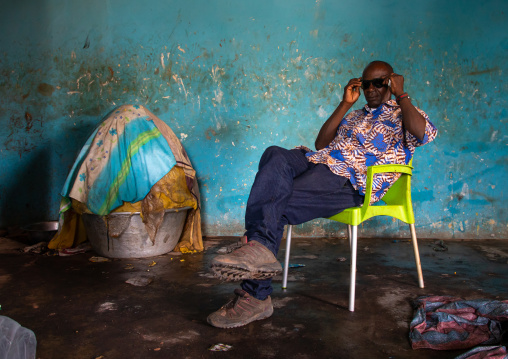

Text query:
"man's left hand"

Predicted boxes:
[[387, 73, 404, 97]]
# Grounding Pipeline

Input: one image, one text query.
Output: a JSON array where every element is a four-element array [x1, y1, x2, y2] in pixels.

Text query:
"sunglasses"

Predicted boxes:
[[361, 78, 388, 90]]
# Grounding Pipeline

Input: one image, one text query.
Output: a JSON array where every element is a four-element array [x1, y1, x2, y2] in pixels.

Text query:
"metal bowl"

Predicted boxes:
[[23, 221, 59, 243], [82, 207, 190, 258]]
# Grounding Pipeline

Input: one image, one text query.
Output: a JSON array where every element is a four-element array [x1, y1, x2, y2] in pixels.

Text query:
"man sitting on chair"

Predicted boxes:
[[208, 60, 438, 328]]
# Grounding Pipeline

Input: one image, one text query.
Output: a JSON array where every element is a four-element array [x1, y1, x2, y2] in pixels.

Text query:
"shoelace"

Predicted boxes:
[[233, 243, 261, 260], [223, 290, 250, 310], [224, 236, 249, 254]]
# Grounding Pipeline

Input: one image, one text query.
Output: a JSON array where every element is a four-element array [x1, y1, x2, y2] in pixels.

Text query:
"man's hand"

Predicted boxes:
[[387, 73, 404, 97], [387, 72, 427, 140], [343, 78, 362, 104], [315, 78, 360, 150]]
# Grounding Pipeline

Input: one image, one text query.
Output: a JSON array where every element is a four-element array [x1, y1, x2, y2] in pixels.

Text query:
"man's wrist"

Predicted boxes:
[[396, 92, 410, 104]]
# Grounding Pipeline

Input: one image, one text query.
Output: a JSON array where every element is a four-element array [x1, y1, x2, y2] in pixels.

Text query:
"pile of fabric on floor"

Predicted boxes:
[[48, 104, 202, 253], [410, 296, 508, 359]]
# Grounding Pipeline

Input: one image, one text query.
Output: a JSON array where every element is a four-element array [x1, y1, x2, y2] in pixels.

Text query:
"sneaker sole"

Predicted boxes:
[[207, 306, 274, 328], [210, 263, 282, 281]]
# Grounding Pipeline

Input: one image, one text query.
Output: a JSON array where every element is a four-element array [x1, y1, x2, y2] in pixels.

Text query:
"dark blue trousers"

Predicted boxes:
[[241, 146, 364, 300]]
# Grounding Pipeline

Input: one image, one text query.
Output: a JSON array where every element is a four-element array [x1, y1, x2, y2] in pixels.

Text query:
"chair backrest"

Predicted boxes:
[[360, 159, 415, 225]]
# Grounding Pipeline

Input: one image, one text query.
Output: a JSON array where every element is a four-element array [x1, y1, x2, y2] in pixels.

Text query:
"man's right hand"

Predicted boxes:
[[315, 78, 360, 150], [343, 78, 362, 104]]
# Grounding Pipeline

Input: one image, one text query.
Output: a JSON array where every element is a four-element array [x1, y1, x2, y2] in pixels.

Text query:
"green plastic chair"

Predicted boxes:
[[282, 161, 425, 312]]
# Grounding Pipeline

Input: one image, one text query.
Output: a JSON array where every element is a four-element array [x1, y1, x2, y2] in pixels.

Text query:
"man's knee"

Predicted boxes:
[[263, 145, 286, 157], [259, 146, 288, 166]]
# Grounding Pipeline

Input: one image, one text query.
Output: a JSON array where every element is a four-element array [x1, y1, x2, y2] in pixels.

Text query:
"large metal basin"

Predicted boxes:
[[23, 221, 59, 243], [82, 208, 190, 258]]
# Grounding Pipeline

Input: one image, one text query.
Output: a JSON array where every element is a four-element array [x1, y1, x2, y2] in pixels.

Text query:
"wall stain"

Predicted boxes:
[[467, 67, 499, 75], [4, 138, 36, 158], [205, 128, 216, 140], [8, 112, 42, 137], [37, 83, 55, 96], [469, 190, 497, 204], [83, 34, 90, 49], [24, 112, 34, 132]]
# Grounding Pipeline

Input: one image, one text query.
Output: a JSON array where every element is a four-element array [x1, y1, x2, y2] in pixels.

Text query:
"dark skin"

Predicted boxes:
[[315, 62, 427, 150]]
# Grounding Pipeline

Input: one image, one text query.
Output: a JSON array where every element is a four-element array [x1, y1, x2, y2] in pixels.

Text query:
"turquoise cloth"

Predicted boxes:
[[61, 105, 176, 215]]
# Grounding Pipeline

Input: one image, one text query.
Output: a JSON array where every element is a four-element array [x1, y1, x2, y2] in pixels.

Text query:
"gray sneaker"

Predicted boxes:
[[210, 240, 282, 281], [207, 289, 273, 328]]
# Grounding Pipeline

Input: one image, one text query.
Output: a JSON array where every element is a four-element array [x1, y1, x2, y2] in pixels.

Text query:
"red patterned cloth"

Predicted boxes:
[[455, 345, 508, 359], [410, 296, 508, 351]]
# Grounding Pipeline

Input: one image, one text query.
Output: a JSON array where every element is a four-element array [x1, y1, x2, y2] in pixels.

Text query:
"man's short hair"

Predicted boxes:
[[365, 61, 394, 74]]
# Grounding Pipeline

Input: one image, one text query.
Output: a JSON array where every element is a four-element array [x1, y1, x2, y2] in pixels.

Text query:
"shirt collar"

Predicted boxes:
[[363, 99, 398, 113]]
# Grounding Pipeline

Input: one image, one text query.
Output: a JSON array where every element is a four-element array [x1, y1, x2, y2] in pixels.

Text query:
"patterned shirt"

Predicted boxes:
[[303, 99, 437, 204]]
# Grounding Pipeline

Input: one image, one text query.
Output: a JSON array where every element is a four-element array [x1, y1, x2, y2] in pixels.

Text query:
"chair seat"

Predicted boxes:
[[328, 204, 415, 226]]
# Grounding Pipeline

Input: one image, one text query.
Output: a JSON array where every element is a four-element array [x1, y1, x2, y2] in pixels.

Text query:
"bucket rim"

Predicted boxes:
[[83, 206, 193, 216]]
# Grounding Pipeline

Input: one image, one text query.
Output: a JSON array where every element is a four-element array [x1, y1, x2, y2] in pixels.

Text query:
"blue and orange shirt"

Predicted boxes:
[[303, 99, 437, 204]]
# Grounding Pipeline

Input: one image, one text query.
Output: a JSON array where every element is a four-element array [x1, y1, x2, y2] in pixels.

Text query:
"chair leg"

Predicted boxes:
[[282, 225, 293, 289], [347, 225, 352, 249], [409, 223, 425, 289], [349, 225, 358, 312]]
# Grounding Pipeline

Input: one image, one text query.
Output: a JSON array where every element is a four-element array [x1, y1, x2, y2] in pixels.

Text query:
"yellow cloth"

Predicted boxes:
[[48, 209, 87, 249], [140, 166, 197, 242]]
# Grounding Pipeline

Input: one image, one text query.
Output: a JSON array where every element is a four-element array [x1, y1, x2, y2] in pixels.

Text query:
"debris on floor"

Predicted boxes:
[[179, 248, 198, 254], [432, 240, 448, 251], [167, 251, 183, 256], [125, 274, 153, 287], [293, 254, 318, 259], [58, 242, 92, 256], [23, 242, 48, 254], [272, 297, 294, 309], [283, 263, 305, 268], [89, 256, 111, 263], [208, 343, 233, 352], [97, 302, 117, 313]]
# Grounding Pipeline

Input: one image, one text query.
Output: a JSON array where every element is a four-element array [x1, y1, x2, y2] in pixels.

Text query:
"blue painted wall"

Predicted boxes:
[[1, 0, 506, 239]]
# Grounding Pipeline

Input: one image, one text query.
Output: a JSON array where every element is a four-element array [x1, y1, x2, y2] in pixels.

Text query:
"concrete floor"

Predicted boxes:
[[1, 235, 507, 359]]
